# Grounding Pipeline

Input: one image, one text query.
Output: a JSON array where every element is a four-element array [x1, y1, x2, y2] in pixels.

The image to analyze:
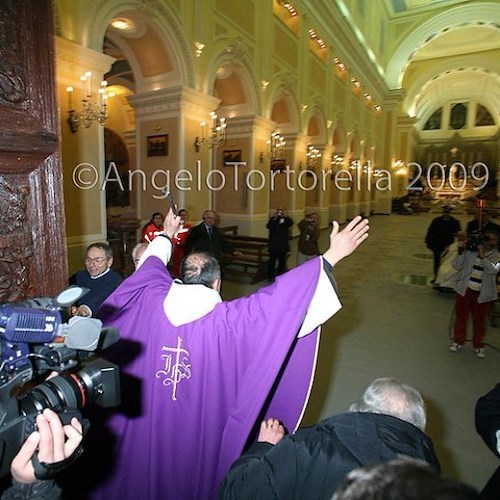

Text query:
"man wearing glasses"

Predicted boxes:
[[69, 242, 123, 317]]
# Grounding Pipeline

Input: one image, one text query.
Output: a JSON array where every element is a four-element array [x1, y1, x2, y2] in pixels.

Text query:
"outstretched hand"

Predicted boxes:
[[10, 409, 83, 484], [323, 215, 369, 267], [163, 208, 181, 239]]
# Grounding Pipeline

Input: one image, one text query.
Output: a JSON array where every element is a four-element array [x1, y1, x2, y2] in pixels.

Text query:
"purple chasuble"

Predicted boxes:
[[89, 256, 323, 500]]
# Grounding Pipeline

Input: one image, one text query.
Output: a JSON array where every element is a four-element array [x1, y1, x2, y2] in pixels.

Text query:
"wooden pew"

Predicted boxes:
[[219, 225, 270, 283]]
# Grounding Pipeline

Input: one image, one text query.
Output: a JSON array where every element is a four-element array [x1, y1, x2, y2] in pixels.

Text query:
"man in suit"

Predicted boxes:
[[185, 210, 241, 263]]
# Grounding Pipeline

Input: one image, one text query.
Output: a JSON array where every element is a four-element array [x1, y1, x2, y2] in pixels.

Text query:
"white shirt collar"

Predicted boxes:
[[164, 280, 222, 326], [90, 267, 111, 280]]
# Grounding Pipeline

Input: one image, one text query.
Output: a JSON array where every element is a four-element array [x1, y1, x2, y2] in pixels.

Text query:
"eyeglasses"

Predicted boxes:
[[84, 257, 108, 265]]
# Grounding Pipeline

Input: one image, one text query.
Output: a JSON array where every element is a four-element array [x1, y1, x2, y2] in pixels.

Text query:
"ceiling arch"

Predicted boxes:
[[385, 1, 500, 89], [204, 40, 262, 118], [266, 79, 300, 134], [403, 51, 500, 117], [413, 69, 499, 129], [88, 0, 195, 90]]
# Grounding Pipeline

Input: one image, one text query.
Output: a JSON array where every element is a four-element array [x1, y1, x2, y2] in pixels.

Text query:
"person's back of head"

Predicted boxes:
[[349, 378, 426, 430], [132, 242, 148, 268], [180, 252, 220, 289], [332, 459, 479, 500]]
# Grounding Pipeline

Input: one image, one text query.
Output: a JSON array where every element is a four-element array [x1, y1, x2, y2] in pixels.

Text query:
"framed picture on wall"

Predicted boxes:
[[270, 159, 286, 172], [147, 134, 169, 157], [223, 149, 242, 165]]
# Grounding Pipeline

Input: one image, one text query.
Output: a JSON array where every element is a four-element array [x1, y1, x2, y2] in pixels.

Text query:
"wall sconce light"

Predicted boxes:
[[330, 153, 344, 168], [261, 80, 270, 91], [194, 111, 227, 153], [306, 144, 322, 169], [260, 130, 286, 163], [194, 42, 205, 57], [65, 72, 112, 133], [392, 159, 406, 176]]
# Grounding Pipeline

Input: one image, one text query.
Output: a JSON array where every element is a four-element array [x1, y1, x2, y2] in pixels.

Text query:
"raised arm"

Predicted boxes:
[[137, 208, 181, 268], [322, 216, 369, 267]]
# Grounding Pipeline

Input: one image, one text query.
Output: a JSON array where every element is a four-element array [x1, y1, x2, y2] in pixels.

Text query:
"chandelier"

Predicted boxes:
[[194, 112, 227, 152], [65, 72, 113, 133]]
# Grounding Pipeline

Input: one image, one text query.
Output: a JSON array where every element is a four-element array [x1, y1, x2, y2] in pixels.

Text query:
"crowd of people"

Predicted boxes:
[[2, 204, 499, 499]]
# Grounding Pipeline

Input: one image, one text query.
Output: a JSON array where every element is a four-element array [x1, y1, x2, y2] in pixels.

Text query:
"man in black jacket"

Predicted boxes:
[[218, 378, 440, 500], [184, 210, 241, 263], [425, 206, 461, 282], [266, 208, 294, 280]]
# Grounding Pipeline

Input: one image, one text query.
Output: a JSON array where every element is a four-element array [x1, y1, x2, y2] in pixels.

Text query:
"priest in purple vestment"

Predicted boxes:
[[87, 212, 369, 500]]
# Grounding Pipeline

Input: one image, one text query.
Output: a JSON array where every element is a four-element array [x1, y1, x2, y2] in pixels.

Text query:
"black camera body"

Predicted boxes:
[[0, 292, 120, 478], [466, 231, 488, 252]]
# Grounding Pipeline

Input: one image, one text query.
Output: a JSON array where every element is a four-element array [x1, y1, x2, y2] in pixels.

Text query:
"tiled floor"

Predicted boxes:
[[222, 209, 500, 492]]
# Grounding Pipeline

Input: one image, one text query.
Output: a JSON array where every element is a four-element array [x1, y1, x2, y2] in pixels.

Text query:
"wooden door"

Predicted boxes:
[[0, 0, 66, 303]]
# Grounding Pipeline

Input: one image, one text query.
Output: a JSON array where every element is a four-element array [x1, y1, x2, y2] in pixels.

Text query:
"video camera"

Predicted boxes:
[[0, 286, 120, 478], [466, 231, 489, 252]]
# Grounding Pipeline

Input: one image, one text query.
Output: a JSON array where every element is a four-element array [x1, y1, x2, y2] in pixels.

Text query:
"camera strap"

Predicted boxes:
[[32, 418, 90, 480]]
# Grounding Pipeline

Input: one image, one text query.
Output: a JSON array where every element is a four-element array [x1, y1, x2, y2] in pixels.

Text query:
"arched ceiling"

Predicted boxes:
[[103, 10, 177, 92], [401, 22, 500, 122], [411, 24, 500, 61]]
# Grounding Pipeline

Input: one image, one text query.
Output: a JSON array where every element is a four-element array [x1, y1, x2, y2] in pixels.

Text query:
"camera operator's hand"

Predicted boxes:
[[10, 409, 83, 484]]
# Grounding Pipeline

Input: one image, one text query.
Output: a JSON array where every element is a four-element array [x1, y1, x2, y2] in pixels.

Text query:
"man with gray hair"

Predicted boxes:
[[219, 378, 440, 500]]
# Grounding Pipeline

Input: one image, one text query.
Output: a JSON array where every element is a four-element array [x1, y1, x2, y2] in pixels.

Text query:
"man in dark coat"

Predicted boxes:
[[184, 209, 240, 263], [466, 210, 500, 237], [218, 378, 440, 500], [425, 206, 461, 281], [266, 207, 294, 280]]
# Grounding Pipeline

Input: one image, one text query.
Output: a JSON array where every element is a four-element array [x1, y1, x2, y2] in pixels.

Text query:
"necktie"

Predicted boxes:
[[207, 226, 213, 249]]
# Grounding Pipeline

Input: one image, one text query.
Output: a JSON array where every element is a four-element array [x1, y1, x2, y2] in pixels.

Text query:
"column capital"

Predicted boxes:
[[383, 89, 405, 110]]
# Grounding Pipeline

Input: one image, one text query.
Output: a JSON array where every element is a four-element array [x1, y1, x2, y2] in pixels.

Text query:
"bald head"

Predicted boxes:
[[181, 252, 221, 290]]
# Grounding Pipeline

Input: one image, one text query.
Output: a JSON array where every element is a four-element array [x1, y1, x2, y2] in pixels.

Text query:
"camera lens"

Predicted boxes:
[[18, 358, 119, 418]]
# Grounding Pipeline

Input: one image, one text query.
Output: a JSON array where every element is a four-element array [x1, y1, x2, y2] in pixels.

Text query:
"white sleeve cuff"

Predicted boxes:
[[137, 235, 172, 268], [297, 259, 342, 338]]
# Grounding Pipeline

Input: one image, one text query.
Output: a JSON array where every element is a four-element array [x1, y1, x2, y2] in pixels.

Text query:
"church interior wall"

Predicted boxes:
[[53, 0, 499, 274]]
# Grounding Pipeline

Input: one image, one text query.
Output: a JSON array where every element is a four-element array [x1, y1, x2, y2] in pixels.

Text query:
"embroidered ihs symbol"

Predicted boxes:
[[155, 336, 192, 401]]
